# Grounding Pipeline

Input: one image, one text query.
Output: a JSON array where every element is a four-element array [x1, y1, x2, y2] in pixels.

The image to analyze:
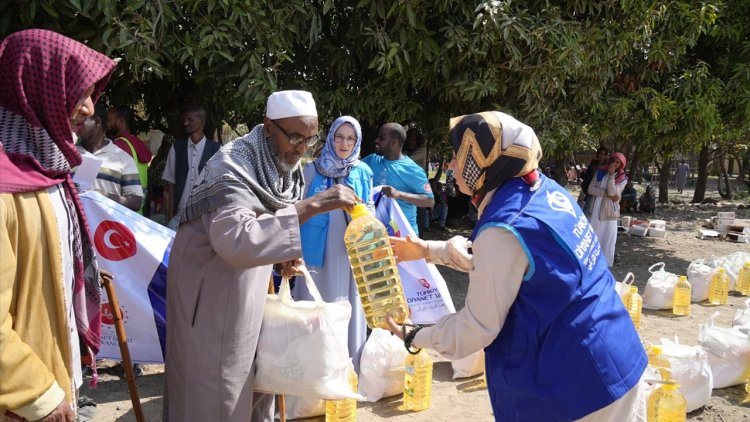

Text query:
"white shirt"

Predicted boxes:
[[162, 136, 207, 214], [75, 139, 144, 198]]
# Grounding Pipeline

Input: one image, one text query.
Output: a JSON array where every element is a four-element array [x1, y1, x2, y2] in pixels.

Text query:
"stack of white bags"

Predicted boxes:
[[628, 253, 750, 413]]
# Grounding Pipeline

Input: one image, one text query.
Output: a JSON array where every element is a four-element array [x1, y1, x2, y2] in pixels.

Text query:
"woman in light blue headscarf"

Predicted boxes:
[[294, 116, 373, 372]]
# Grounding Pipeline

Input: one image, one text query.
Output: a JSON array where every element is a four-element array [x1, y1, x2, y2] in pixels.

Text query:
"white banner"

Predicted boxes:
[[372, 187, 456, 324], [80, 191, 172, 363]]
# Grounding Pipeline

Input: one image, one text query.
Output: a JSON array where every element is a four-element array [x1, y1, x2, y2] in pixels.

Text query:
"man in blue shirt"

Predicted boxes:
[[363, 123, 434, 234]]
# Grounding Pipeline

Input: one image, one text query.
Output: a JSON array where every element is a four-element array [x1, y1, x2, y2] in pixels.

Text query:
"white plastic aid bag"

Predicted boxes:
[[642, 263, 679, 310], [614, 272, 635, 300], [721, 252, 750, 290], [659, 337, 713, 412], [274, 360, 357, 419], [358, 328, 407, 402], [275, 395, 324, 420], [255, 267, 362, 400], [451, 350, 485, 379], [687, 260, 715, 302], [733, 299, 750, 334], [699, 312, 750, 388]]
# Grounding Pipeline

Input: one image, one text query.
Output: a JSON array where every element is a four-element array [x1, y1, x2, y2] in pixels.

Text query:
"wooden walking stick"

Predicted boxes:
[[268, 275, 286, 422], [101, 271, 145, 422]]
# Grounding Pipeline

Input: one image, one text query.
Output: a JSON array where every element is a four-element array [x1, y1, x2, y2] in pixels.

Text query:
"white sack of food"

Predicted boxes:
[[733, 299, 750, 334], [255, 267, 361, 400], [358, 328, 407, 402], [452, 350, 485, 379], [614, 272, 636, 300], [660, 337, 713, 412], [642, 262, 679, 310], [699, 312, 750, 388], [687, 260, 715, 302]]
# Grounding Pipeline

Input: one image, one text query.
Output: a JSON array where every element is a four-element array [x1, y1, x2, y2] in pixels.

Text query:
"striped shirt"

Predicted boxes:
[[76, 139, 143, 198]]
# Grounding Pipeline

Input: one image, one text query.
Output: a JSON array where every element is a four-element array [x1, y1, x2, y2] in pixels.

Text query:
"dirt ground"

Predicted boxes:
[[83, 186, 750, 421]]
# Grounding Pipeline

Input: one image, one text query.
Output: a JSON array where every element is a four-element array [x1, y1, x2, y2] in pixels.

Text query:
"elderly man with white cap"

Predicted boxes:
[[163, 90, 359, 421]]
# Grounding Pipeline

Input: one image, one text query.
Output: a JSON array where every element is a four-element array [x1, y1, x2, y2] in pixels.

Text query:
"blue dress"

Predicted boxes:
[[293, 162, 373, 372]]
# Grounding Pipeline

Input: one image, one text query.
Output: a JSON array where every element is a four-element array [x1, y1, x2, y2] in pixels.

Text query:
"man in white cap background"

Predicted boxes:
[[163, 90, 359, 421]]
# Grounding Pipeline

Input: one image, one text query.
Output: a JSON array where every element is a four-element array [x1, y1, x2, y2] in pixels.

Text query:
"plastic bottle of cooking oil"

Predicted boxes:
[[707, 267, 729, 305], [325, 367, 358, 421], [403, 350, 433, 411], [737, 262, 750, 296], [647, 382, 687, 422], [647, 345, 671, 381], [623, 286, 643, 331], [672, 276, 691, 316], [344, 204, 409, 329]]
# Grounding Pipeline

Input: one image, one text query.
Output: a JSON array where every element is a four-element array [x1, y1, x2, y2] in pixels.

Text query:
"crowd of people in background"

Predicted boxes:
[[2, 28, 710, 422]]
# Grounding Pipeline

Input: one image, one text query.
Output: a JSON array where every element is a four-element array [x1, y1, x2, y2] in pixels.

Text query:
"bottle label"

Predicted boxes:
[[405, 365, 416, 375]]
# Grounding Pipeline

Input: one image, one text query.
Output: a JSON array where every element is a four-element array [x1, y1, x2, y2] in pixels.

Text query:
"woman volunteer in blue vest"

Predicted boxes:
[[387, 111, 648, 421], [293, 116, 373, 372]]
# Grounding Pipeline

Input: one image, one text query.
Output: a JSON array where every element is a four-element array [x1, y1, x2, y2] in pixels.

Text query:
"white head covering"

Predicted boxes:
[[266, 90, 317, 119]]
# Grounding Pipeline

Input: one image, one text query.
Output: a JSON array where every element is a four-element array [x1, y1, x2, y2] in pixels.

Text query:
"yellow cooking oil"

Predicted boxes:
[[707, 267, 729, 305], [672, 276, 691, 316], [736, 262, 750, 296], [623, 286, 643, 331], [647, 345, 671, 381], [344, 203, 409, 329], [403, 349, 433, 411], [647, 382, 687, 422], [325, 367, 358, 421]]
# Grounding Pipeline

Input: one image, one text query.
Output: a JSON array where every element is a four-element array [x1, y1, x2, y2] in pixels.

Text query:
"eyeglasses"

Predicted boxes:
[[334, 134, 357, 145], [269, 119, 320, 146]]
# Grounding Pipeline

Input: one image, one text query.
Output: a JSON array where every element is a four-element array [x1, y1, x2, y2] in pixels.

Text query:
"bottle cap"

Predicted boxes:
[[349, 203, 369, 218], [630, 286, 638, 293], [650, 345, 662, 354]]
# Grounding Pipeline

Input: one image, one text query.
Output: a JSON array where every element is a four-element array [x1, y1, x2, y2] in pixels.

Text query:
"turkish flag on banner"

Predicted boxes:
[[80, 191, 172, 363]]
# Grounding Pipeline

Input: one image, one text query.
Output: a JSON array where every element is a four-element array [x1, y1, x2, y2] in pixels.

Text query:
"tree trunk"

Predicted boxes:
[[554, 155, 568, 186], [691, 143, 710, 203], [628, 147, 641, 183], [718, 157, 733, 200], [658, 158, 671, 203], [434, 157, 445, 181]]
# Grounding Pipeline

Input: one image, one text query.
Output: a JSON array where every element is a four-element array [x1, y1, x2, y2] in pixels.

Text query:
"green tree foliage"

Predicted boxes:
[[1, 0, 748, 179]]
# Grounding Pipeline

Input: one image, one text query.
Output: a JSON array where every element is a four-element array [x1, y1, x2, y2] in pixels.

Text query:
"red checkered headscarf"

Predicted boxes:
[[0, 29, 117, 359], [0, 28, 116, 189]]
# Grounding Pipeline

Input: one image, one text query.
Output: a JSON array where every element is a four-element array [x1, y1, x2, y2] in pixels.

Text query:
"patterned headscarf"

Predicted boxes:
[[449, 111, 542, 203], [0, 29, 117, 356], [313, 116, 362, 178]]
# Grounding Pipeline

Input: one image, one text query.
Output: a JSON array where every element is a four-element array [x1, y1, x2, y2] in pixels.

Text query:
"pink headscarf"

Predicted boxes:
[[0, 29, 117, 358], [611, 152, 627, 184]]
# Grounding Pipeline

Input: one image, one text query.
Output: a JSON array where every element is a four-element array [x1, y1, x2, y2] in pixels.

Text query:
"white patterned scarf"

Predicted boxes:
[[179, 124, 304, 222]]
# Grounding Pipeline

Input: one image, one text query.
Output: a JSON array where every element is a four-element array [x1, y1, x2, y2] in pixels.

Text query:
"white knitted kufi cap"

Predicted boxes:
[[266, 90, 317, 119]]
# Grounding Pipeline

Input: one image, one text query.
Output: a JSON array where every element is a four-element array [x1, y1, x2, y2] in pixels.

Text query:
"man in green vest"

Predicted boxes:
[[106, 106, 153, 214]]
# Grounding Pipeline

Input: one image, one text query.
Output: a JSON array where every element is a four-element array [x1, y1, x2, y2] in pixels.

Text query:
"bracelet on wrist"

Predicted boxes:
[[403, 323, 424, 355]]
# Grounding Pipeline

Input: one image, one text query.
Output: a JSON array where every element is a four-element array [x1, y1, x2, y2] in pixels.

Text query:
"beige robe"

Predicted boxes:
[[163, 199, 301, 422]]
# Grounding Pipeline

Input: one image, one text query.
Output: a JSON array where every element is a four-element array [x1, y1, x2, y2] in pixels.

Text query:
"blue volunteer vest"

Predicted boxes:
[[300, 164, 372, 266], [471, 174, 646, 421]]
